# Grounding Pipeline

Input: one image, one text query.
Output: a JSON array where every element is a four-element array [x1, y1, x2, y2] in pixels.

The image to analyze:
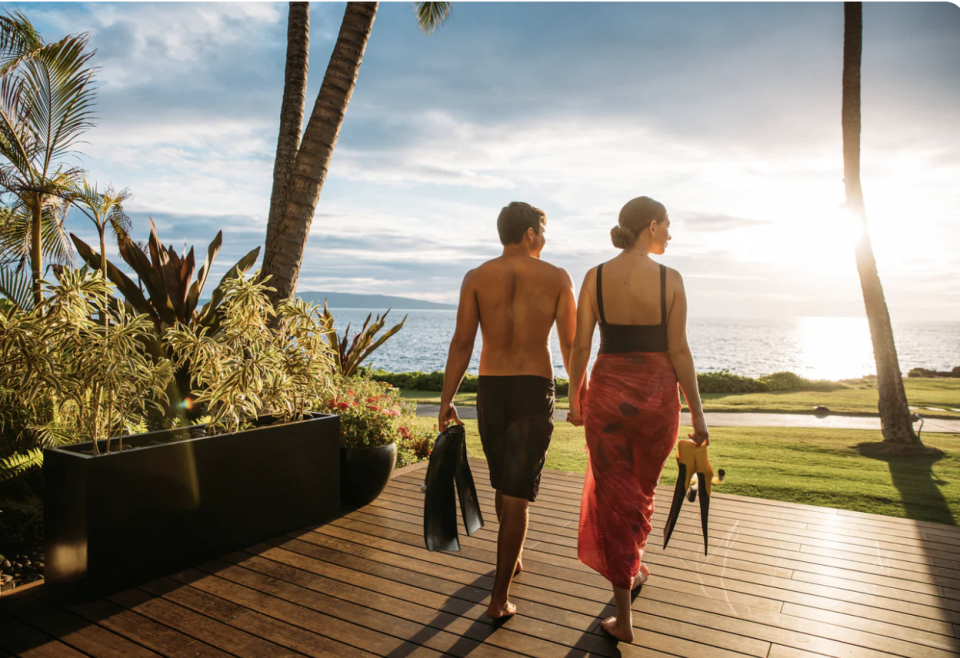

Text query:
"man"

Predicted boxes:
[[439, 201, 577, 619]]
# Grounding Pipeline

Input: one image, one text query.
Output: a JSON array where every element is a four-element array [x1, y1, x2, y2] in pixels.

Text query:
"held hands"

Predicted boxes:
[[566, 399, 584, 427], [688, 413, 709, 447], [438, 402, 463, 432]]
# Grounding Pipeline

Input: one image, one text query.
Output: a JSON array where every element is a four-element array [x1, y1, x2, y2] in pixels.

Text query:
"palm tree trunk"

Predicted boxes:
[[262, 2, 378, 305], [99, 226, 108, 326], [30, 196, 42, 308], [263, 1, 310, 302], [842, 2, 919, 446]]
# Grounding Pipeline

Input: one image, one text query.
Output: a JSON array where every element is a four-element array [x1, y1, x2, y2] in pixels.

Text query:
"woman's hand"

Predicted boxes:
[[567, 399, 584, 427], [688, 413, 709, 446]]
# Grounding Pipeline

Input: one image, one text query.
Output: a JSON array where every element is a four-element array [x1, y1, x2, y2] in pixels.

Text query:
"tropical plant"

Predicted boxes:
[[325, 378, 434, 467], [841, 2, 919, 445], [71, 219, 261, 335], [0, 11, 97, 306], [164, 271, 336, 436], [0, 267, 173, 456], [322, 304, 406, 377], [261, 2, 452, 306], [72, 221, 262, 422]]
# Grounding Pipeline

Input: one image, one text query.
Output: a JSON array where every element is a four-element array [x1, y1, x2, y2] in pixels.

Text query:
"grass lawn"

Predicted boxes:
[[438, 419, 960, 526], [401, 377, 960, 418]]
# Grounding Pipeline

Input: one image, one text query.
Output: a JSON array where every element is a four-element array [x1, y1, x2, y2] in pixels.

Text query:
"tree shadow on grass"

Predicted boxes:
[[852, 442, 955, 525]]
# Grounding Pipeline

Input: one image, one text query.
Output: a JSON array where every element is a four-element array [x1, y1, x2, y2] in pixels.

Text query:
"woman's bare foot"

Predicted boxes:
[[630, 564, 650, 590], [486, 600, 517, 620], [600, 616, 634, 643]]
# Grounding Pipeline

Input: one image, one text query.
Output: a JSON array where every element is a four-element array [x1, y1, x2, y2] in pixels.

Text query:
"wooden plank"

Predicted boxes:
[[139, 578, 381, 658], [167, 568, 446, 658], [236, 542, 769, 658], [34, 592, 235, 658], [218, 550, 711, 658], [304, 518, 928, 658], [386, 468, 949, 607], [324, 500, 960, 630], [419, 470, 960, 559], [382, 482, 960, 586], [108, 586, 304, 658], [376, 484, 960, 601], [780, 603, 960, 654], [0, 610, 91, 658], [2, 592, 161, 658]]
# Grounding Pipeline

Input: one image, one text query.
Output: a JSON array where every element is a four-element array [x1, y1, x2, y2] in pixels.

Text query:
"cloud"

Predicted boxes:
[[674, 212, 772, 233], [10, 1, 958, 321]]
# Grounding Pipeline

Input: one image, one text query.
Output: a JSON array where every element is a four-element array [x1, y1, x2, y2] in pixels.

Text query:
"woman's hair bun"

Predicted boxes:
[[610, 225, 637, 249]]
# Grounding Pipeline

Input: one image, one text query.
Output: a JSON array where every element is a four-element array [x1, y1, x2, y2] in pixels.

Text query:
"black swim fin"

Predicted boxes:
[[423, 425, 484, 552], [423, 427, 461, 552], [453, 428, 484, 537]]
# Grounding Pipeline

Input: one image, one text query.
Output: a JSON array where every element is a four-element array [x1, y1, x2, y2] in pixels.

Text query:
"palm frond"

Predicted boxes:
[[412, 2, 451, 35], [0, 447, 42, 483], [0, 265, 32, 310], [20, 32, 97, 167], [0, 11, 44, 79]]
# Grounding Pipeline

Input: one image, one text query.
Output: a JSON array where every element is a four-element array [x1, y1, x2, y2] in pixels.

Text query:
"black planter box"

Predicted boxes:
[[44, 413, 340, 600]]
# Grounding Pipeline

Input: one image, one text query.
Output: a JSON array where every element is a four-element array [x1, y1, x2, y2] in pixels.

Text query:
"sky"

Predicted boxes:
[[16, 1, 960, 320]]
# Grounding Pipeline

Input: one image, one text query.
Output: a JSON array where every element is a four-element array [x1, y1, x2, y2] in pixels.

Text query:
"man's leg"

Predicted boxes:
[[487, 493, 528, 618], [494, 489, 523, 575]]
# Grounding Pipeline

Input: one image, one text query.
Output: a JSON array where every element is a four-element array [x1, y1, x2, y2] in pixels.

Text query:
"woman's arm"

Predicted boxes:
[[567, 268, 598, 425], [666, 270, 709, 444]]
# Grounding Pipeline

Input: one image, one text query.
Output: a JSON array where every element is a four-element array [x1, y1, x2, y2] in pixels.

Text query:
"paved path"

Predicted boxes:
[[416, 404, 960, 433]]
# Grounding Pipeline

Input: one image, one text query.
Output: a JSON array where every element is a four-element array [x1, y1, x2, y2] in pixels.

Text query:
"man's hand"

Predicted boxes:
[[439, 403, 463, 432]]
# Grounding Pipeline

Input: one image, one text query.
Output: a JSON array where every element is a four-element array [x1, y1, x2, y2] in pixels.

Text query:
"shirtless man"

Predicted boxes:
[[439, 202, 577, 619]]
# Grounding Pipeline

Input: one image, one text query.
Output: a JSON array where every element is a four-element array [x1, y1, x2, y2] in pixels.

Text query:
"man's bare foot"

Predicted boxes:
[[630, 564, 650, 590], [487, 600, 517, 620], [600, 616, 634, 643]]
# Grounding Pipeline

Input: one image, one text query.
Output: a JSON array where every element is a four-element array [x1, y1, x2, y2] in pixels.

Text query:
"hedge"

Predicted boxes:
[[363, 368, 846, 395]]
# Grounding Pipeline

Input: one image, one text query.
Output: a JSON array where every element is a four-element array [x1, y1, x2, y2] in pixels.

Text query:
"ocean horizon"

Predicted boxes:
[[325, 309, 960, 381]]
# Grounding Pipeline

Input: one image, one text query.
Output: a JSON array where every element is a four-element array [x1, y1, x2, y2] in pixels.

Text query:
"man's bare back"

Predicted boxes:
[[467, 253, 571, 379], [438, 201, 576, 621]]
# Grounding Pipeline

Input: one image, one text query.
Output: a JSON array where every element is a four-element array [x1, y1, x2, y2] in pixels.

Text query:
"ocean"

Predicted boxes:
[[326, 310, 960, 381]]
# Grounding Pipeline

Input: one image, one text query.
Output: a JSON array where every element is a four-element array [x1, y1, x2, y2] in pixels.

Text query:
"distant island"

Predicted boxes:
[[296, 291, 457, 311]]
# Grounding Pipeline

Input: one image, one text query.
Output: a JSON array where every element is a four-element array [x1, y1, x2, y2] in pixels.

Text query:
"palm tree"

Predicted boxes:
[[71, 180, 132, 284], [261, 2, 452, 307], [72, 180, 131, 324], [842, 2, 919, 445], [0, 11, 96, 307]]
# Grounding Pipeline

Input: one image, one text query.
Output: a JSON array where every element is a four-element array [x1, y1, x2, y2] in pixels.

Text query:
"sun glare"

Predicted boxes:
[[792, 316, 875, 380]]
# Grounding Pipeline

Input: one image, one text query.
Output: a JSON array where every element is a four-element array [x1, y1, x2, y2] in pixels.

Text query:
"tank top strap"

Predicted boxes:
[[659, 264, 667, 326], [596, 263, 607, 324]]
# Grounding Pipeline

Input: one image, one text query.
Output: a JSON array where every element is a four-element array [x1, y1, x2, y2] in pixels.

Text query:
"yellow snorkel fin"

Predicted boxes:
[[663, 439, 723, 555]]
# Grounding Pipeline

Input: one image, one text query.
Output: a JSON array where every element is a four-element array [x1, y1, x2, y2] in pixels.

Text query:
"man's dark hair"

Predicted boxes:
[[497, 202, 546, 246]]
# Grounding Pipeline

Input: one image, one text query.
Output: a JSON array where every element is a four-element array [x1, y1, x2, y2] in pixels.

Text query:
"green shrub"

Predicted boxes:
[[759, 371, 845, 393], [367, 368, 847, 396]]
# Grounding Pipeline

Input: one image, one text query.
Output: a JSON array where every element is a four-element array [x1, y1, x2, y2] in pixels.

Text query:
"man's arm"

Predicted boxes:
[[439, 270, 480, 430], [555, 268, 577, 378]]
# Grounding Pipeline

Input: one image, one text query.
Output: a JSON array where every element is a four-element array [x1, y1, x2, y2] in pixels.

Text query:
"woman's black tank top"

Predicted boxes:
[[596, 262, 669, 354]]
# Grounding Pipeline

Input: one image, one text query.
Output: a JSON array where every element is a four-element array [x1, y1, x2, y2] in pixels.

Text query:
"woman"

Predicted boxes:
[[567, 196, 708, 643]]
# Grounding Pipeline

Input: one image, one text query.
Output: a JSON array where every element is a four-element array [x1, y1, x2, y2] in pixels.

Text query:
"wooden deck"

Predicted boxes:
[[2, 457, 960, 658]]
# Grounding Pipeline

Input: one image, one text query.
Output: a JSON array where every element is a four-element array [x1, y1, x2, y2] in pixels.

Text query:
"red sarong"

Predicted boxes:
[[578, 351, 681, 590]]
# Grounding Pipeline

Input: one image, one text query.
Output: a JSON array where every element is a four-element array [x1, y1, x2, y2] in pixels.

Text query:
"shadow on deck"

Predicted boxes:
[[2, 457, 959, 658]]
